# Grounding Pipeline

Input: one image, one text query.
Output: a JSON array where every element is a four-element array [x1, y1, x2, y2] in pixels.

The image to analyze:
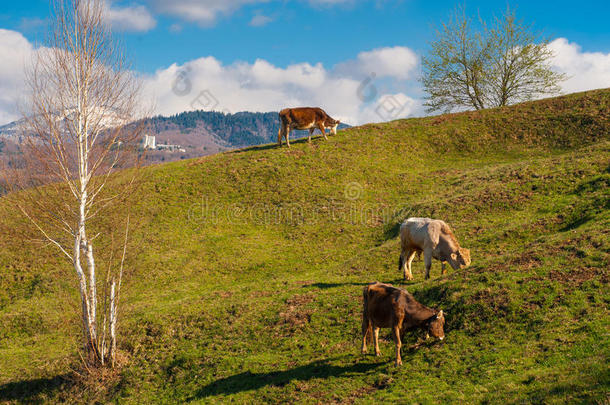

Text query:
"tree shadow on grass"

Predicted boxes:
[[227, 142, 279, 154], [303, 278, 420, 290], [410, 284, 452, 307], [383, 221, 401, 242], [303, 282, 370, 290], [0, 374, 71, 403], [189, 358, 383, 400], [521, 381, 607, 405], [227, 132, 318, 154]]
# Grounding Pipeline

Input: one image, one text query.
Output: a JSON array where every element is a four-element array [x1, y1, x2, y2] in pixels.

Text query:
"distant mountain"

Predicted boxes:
[[0, 121, 22, 162], [0, 110, 351, 165], [0, 105, 128, 152], [139, 110, 350, 164], [0, 120, 20, 142]]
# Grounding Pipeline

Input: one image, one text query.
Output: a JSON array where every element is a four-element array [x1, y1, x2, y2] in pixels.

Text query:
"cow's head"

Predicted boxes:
[[330, 120, 340, 135], [449, 248, 471, 269], [427, 310, 445, 340]]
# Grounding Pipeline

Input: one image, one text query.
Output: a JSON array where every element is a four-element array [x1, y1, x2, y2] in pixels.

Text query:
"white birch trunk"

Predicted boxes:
[[14, 0, 143, 369], [73, 232, 93, 354], [109, 279, 117, 366]]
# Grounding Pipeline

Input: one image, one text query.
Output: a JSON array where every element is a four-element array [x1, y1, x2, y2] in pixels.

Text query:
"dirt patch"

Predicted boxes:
[[530, 215, 564, 231], [331, 385, 378, 404], [471, 288, 511, 308], [214, 291, 233, 299], [276, 294, 315, 334], [467, 288, 512, 322], [285, 149, 306, 158], [294, 280, 316, 287], [250, 290, 273, 298], [549, 267, 607, 285], [468, 187, 534, 211], [429, 115, 457, 126], [509, 251, 543, 270]]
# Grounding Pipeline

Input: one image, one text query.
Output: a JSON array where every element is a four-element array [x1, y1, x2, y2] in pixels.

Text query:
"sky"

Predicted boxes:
[[1, 0, 609, 126]]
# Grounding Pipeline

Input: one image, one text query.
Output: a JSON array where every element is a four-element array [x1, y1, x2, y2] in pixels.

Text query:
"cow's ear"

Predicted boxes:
[[450, 253, 457, 261], [437, 310, 443, 318]]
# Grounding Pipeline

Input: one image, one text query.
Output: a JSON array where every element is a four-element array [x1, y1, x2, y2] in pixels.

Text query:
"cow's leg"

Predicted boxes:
[[424, 249, 433, 279], [308, 128, 315, 143], [404, 249, 416, 281], [278, 125, 284, 146], [361, 315, 371, 354], [441, 261, 447, 275], [373, 327, 381, 356], [393, 325, 402, 366], [285, 128, 291, 147], [317, 122, 328, 140]]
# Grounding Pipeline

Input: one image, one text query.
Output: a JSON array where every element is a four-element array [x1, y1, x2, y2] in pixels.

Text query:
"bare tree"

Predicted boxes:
[[485, 9, 565, 107], [2, 0, 146, 368], [421, 7, 489, 113], [422, 6, 566, 113]]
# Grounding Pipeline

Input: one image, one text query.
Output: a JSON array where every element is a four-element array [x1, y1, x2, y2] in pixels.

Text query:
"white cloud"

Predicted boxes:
[[143, 0, 353, 27], [307, 0, 355, 5], [142, 51, 421, 125], [147, 0, 269, 27], [18, 17, 47, 33], [169, 23, 183, 33], [4, 27, 609, 128], [335, 46, 419, 80], [0, 29, 34, 125], [249, 14, 273, 27], [549, 38, 610, 94], [105, 2, 157, 32]]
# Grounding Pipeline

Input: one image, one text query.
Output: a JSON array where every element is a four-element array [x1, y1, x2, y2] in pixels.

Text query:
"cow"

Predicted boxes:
[[278, 107, 340, 147], [399, 217, 471, 281], [361, 282, 445, 366]]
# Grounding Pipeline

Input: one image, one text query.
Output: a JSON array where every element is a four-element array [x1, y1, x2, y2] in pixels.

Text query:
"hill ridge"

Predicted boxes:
[[0, 89, 608, 404]]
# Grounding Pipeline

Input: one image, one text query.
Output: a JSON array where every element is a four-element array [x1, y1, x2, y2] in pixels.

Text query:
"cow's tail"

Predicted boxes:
[[398, 252, 404, 272]]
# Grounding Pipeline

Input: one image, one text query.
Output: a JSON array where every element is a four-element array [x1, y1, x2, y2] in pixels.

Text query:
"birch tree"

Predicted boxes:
[[422, 6, 566, 113], [3, 0, 145, 367]]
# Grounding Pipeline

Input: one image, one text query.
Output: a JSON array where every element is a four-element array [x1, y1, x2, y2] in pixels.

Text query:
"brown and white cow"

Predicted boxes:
[[361, 282, 445, 366], [399, 217, 471, 280], [278, 107, 340, 147]]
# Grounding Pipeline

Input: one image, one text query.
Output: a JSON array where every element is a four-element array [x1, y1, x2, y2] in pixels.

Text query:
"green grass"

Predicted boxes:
[[0, 89, 609, 403]]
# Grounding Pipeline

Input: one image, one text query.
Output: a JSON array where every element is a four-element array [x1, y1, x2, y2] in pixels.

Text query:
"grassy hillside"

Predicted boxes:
[[0, 89, 608, 404]]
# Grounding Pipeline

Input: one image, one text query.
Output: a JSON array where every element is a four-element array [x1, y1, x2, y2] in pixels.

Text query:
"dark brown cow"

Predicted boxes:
[[278, 107, 340, 147], [361, 282, 445, 366]]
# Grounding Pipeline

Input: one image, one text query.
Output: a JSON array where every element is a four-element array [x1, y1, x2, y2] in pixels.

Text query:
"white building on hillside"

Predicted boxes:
[[143, 134, 156, 149]]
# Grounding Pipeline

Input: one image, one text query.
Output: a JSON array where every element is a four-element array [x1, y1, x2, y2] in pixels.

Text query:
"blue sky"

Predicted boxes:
[[0, 0, 609, 125], [3, 0, 610, 71]]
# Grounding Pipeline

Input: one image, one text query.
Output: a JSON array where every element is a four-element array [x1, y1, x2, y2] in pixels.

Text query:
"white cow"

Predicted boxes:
[[399, 217, 471, 280]]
